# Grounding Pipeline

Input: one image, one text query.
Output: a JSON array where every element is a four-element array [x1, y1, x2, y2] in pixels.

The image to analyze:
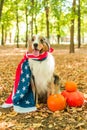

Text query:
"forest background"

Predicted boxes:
[[0, 0, 87, 52]]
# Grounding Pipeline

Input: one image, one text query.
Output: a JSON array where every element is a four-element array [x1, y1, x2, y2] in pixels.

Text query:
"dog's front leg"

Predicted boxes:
[[35, 88, 38, 105], [31, 75, 38, 105], [31, 77, 36, 101]]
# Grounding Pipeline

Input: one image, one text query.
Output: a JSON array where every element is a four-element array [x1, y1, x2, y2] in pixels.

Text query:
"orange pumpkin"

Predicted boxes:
[[61, 90, 84, 107], [47, 94, 66, 112], [67, 91, 84, 107], [65, 81, 77, 92]]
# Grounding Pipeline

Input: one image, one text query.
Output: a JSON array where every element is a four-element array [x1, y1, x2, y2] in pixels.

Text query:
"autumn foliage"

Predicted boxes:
[[0, 46, 87, 130]]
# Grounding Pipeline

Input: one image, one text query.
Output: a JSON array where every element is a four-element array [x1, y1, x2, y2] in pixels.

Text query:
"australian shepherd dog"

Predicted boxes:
[[28, 35, 60, 104]]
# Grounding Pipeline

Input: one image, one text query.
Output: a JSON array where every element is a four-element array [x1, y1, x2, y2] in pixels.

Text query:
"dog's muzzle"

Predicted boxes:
[[33, 43, 38, 50], [33, 43, 39, 56]]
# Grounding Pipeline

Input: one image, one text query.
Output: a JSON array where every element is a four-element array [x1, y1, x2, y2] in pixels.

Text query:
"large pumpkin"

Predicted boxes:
[[61, 90, 70, 100], [65, 81, 77, 92], [62, 90, 84, 107], [47, 94, 66, 112]]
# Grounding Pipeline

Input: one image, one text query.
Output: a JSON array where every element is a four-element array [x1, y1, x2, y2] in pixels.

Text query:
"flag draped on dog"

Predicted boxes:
[[1, 49, 54, 113]]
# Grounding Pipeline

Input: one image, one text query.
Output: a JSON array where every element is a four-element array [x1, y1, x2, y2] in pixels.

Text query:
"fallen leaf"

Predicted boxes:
[[75, 123, 85, 128]]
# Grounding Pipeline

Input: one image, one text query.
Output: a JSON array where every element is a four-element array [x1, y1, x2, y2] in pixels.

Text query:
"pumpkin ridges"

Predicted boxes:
[[61, 90, 84, 107], [47, 94, 66, 112]]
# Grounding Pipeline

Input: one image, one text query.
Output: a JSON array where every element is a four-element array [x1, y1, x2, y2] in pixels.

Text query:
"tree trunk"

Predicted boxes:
[[34, 0, 38, 34], [1, 24, 4, 45], [70, 0, 76, 53], [57, 34, 60, 44], [45, 6, 49, 39], [4, 30, 7, 44], [0, 0, 4, 44], [31, 0, 34, 38], [0, 0, 4, 20], [57, 23, 60, 44], [9, 32, 12, 43], [31, 14, 33, 38], [78, 0, 81, 48], [16, 1, 19, 48], [25, 5, 28, 48], [82, 32, 84, 43], [35, 15, 38, 34], [70, 19, 75, 53]]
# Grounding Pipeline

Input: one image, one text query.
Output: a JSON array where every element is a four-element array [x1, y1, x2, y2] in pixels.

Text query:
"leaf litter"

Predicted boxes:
[[0, 45, 87, 130]]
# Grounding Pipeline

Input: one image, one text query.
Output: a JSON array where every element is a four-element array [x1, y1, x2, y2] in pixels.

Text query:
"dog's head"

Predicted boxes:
[[28, 35, 50, 56]]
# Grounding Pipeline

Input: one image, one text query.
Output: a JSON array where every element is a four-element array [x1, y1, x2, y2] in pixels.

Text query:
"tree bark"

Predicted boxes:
[[25, 5, 28, 48], [9, 32, 12, 43], [31, 14, 33, 37], [70, 0, 76, 53], [4, 30, 7, 44], [57, 34, 60, 44], [1, 24, 4, 45], [70, 19, 75, 53], [35, 15, 38, 34], [57, 22, 60, 44], [16, 1, 19, 48], [78, 0, 81, 48], [45, 6, 49, 39], [31, 0, 34, 38], [0, 0, 4, 20]]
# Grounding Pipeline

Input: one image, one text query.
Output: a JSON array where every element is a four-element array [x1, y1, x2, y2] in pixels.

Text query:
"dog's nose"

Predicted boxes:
[[34, 43, 38, 48]]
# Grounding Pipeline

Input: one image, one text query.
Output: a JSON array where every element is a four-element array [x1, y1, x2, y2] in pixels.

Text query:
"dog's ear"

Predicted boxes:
[[27, 39, 33, 53]]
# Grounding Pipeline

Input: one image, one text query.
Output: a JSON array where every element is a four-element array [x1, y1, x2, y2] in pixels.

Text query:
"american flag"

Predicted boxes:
[[13, 59, 36, 112]]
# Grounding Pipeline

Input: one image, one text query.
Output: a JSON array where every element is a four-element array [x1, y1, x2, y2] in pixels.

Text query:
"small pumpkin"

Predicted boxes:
[[65, 81, 77, 92], [47, 94, 66, 112]]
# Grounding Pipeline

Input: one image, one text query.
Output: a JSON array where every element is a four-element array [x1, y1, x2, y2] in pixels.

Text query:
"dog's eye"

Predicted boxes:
[[40, 38, 45, 43], [32, 38, 34, 41], [40, 39, 43, 43]]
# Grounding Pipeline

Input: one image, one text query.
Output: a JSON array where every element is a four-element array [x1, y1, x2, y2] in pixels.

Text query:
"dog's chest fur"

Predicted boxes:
[[29, 53, 55, 95]]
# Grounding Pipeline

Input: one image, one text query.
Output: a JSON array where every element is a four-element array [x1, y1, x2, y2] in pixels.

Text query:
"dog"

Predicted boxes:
[[28, 35, 60, 104]]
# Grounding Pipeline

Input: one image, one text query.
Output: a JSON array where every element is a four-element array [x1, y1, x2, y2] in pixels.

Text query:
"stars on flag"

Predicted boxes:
[[21, 78, 25, 83], [17, 102, 19, 104], [16, 90, 20, 94], [20, 94, 24, 98], [26, 74, 30, 78], [25, 65, 28, 70], [13, 96, 16, 99], [22, 86, 26, 91], [25, 100, 30, 104]]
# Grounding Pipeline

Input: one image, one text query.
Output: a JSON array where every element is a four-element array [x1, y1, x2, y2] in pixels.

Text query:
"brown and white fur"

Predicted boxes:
[[28, 35, 59, 104]]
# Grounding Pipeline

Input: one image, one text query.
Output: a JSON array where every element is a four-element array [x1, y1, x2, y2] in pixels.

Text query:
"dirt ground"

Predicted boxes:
[[0, 44, 87, 130]]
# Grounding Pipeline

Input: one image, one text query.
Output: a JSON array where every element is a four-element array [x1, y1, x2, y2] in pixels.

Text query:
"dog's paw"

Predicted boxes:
[[36, 103, 41, 108]]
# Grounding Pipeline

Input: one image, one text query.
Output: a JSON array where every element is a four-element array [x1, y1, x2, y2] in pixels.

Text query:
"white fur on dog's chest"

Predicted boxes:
[[29, 53, 55, 94]]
